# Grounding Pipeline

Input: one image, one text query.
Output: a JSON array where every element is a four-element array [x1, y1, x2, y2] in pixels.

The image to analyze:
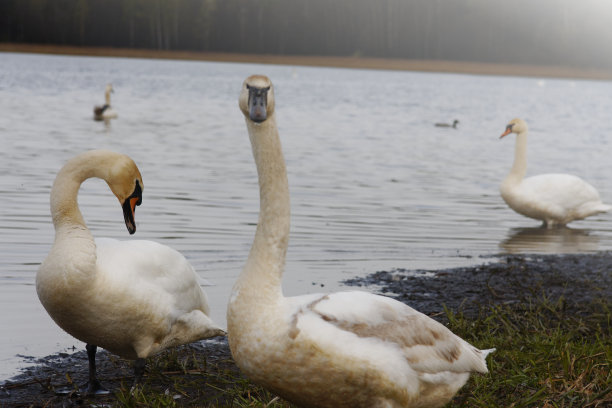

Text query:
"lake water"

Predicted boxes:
[[1, 52, 611, 380]]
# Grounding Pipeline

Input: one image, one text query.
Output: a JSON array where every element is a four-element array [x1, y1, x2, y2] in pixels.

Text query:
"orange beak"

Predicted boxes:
[[122, 181, 143, 235], [500, 126, 512, 139]]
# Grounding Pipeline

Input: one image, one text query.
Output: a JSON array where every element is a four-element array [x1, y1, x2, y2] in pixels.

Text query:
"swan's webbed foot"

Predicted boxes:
[[54, 380, 109, 396], [81, 379, 110, 396]]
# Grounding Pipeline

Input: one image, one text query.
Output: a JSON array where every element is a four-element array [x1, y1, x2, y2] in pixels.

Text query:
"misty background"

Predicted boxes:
[[2, 0, 612, 71]]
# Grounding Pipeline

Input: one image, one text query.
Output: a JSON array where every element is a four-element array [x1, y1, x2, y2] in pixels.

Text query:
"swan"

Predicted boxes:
[[435, 119, 459, 128], [93, 84, 118, 121], [499, 118, 610, 227], [36, 150, 225, 394], [227, 75, 494, 408]]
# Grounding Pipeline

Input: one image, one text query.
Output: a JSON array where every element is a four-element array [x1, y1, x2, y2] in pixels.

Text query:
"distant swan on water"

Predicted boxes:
[[37, 150, 225, 394], [93, 84, 118, 121], [435, 119, 459, 128], [227, 75, 494, 408], [499, 118, 610, 227]]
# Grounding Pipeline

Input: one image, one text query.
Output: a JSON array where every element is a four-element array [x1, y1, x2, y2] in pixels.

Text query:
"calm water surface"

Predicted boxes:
[[1, 52, 611, 379]]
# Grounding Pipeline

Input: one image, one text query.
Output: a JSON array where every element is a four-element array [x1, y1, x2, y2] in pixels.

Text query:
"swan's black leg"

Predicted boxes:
[[131, 358, 146, 391], [82, 344, 109, 395]]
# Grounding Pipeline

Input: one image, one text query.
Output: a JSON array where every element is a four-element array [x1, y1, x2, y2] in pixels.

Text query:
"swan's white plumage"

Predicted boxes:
[[228, 75, 493, 408], [37, 150, 223, 366], [500, 118, 610, 227]]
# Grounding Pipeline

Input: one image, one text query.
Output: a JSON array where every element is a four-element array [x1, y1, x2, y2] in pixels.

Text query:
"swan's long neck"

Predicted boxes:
[[50, 152, 112, 240], [105, 89, 112, 106], [38, 152, 117, 291], [238, 113, 289, 300], [506, 130, 528, 184]]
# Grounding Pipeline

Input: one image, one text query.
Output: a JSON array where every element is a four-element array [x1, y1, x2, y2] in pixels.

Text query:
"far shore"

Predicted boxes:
[[3, 42, 612, 81]]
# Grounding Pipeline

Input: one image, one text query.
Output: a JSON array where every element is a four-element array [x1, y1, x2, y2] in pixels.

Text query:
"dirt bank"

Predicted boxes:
[[3, 43, 612, 81], [345, 252, 612, 319], [0, 339, 240, 407]]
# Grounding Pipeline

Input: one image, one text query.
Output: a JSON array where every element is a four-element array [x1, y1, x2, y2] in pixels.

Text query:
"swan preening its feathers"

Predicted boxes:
[[500, 118, 610, 227], [37, 150, 224, 394], [227, 75, 493, 408], [93, 84, 118, 121]]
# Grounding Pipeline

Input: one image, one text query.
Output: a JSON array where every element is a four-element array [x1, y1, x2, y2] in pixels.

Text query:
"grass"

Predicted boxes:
[[448, 297, 611, 407], [111, 345, 292, 408], [108, 297, 610, 407], [5, 295, 607, 406]]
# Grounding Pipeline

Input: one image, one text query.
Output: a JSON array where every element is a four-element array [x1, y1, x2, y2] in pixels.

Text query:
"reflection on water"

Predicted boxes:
[[1, 52, 611, 379], [500, 226, 600, 253]]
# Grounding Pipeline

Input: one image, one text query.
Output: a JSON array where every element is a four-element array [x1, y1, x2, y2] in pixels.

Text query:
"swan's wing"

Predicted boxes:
[[521, 174, 602, 213], [95, 238, 210, 315], [289, 291, 491, 375]]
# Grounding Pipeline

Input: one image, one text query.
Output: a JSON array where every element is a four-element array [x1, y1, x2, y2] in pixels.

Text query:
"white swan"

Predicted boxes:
[[500, 118, 610, 227], [37, 150, 224, 394], [227, 75, 494, 408], [93, 84, 118, 121]]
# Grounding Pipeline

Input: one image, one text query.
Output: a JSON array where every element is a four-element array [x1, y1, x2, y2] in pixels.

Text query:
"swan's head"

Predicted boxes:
[[500, 118, 528, 138], [239, 75, 275, 123], [104, 153, 143, 235], [105, 84, 114, 94]]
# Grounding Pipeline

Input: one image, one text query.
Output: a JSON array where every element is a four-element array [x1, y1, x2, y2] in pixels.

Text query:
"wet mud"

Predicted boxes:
[[344, 252, 612, 319], [1, 252, 611, 407], [0, 339, 240, 407]]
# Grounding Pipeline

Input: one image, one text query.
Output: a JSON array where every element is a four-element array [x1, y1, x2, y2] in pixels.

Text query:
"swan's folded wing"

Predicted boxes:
[[522, 174, 602, 211], [95, 238, 209, 314], [299, 291, 490, 375]]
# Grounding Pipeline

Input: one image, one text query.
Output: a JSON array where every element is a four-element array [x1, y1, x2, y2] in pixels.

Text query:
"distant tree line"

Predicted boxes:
[[1, 0, 612, 70]]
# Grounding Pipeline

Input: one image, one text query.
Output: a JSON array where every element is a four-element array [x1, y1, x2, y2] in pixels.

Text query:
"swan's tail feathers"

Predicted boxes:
[[196, 318, 227, 339], [213, 327, 227, 337], [597, 203, 612, 213], [175, 311, 227, 342], [586, 202, 612, 217], [473, 348, 496, 373]]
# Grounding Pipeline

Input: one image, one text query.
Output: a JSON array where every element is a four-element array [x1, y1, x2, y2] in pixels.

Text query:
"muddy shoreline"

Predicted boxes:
[[345, 252, 612, 320], [1, 252, 610, 407]]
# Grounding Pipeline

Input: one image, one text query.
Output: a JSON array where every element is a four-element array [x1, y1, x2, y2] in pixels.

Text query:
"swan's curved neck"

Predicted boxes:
[[105, 89, 112, 106], [507, 130, 528, 183], [240, 114, 289, 297], [50, 152, 110, 237]]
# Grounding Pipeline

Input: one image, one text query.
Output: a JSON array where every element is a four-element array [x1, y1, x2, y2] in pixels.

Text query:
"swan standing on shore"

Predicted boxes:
[[227, 75, 494, 408], [93, 84, 118, 121], [500, 118, 610, 227], [37, 150, 224, 394]]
